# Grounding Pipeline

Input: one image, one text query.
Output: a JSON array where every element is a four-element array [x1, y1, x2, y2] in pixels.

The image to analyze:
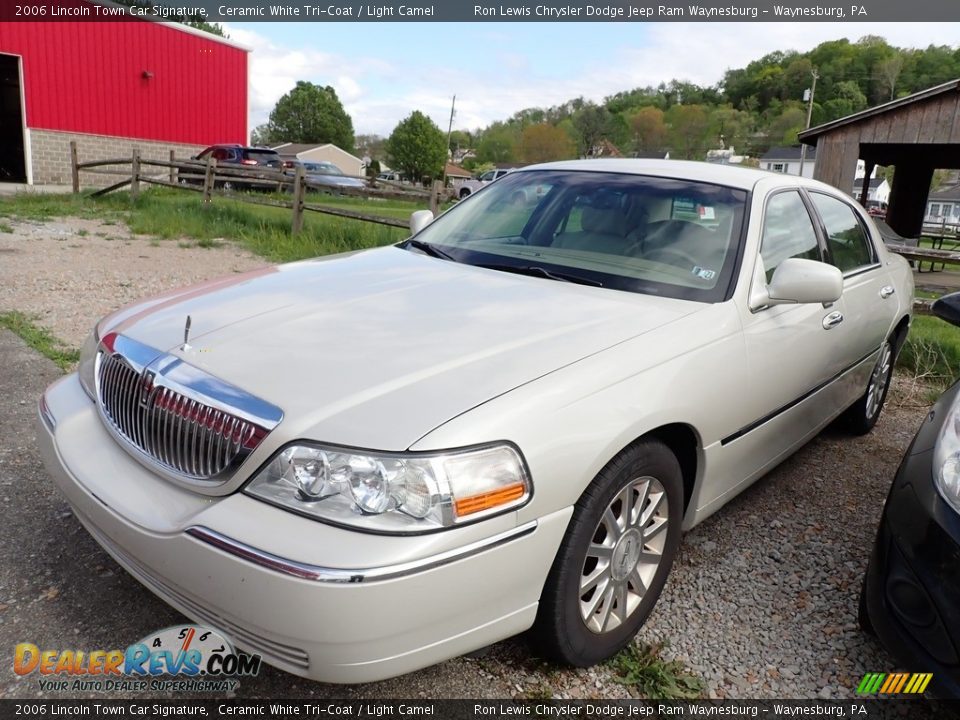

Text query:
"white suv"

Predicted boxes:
[[457, 168, 513, 199]]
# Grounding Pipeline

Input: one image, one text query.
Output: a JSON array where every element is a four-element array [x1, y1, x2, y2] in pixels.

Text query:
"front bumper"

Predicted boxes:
[[37, 373, 571, 683], [863, 389, 960, 699]]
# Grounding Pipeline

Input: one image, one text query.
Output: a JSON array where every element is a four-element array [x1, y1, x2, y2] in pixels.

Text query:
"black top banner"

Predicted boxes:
[[2, 0, 959, 22], [1, 699, 958, 720]]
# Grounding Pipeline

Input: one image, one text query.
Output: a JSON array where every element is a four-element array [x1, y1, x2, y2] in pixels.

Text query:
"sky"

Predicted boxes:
[[224, 22, 960, 139]]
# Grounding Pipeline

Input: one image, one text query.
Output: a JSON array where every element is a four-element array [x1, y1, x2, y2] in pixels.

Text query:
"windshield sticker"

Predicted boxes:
[[698, 205, 716, 221], [692, 266, 716, 281]]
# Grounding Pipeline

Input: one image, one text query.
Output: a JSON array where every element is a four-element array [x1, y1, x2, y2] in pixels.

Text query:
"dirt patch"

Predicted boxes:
[[0, 216, 265, 348]]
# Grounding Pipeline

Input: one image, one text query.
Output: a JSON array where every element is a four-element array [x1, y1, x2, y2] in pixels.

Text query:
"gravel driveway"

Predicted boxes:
[[0, 215, 928, 700]]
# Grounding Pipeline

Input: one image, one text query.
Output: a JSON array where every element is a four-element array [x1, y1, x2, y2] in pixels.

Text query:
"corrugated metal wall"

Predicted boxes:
[[0, 15, 247, 145]]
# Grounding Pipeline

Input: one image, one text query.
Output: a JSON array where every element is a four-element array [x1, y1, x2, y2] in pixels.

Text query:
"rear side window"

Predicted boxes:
[[809, 193, 875, 273], [760, 191, 821, 282], [245, 150, 280, 165]]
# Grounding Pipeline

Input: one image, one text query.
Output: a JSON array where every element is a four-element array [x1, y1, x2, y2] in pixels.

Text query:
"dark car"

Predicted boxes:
[[282, 159, 366, 192], [860, 292, 960, 699], [179, 145, 282, 190]]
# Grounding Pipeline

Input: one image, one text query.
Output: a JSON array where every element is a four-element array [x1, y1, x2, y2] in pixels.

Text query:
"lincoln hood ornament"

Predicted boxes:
[[182, 315, 192, 351]]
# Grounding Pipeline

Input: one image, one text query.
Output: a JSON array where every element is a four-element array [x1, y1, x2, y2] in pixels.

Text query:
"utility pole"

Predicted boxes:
[[798, 69, 819, 177], [441, 95, 456, 189]]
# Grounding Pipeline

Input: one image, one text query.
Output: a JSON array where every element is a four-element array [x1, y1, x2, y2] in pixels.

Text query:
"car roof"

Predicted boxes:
[[517, 159, 826, 192]]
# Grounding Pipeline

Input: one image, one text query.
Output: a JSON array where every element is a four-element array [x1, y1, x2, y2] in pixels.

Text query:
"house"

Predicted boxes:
[[851, 177, 891, 205], [705, 146, 746, 165], [760, 146, 816, 178], [270, 143, 366, 179], [633, 151, 671, 160], [586, 139, 623, 159], [0, 4, 248, 184], [925, 185, 960, 227], [443, 164, 471, 184]]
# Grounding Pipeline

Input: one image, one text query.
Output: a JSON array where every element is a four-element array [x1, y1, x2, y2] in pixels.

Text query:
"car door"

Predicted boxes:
[[731, 189, 853, 480], [806, 190, 897, 408]]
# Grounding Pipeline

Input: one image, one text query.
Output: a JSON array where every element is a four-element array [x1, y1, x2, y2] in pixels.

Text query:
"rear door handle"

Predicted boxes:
[[880, 285, 895, 299], [822, 311, 844, 329]]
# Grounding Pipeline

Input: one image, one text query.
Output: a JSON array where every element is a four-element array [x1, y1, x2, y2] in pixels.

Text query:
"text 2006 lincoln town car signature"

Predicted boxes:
[[38, 160, 913, 683]]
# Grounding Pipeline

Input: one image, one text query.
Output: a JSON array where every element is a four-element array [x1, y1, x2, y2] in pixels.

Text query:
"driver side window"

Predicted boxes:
[[760, 191, 822, 282]]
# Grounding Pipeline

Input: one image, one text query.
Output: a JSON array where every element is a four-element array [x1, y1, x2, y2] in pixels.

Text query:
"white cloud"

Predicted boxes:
[[234, 22, 958, 138]]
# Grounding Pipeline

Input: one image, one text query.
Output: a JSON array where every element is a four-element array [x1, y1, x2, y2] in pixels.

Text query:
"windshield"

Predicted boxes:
[[405, 169, 748, 302], [305, 163, 344, 176]]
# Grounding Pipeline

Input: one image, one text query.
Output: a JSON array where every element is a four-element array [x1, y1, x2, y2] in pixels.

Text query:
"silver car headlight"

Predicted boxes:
[[78, 326, 100, 401], [933, 393, 960, 513], [245, 442, 532, 532]]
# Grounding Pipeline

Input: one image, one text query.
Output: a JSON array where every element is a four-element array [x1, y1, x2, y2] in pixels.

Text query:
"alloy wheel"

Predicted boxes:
[[579, 476, 669, 634], [865, 342, 892, 420]]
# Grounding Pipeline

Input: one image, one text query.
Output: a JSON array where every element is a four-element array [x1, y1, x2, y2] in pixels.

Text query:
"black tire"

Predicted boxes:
[[858, 577, 875, 635], [534, 439, 683, 666], [841, 338, 894, 435], [459, 188, 471, 199]]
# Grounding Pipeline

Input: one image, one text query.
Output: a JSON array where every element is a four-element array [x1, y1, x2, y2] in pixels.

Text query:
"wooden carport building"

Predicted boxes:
[[798, 79, 960, 238]]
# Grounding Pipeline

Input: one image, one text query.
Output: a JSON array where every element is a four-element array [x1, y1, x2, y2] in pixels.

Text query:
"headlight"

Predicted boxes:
[[933, 394, 960, 513], [78, 326, 100, 401], [245, 442, 531, 532]]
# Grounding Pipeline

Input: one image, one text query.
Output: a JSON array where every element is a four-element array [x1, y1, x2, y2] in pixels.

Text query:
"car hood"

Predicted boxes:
[[106, 247, 700, 451]]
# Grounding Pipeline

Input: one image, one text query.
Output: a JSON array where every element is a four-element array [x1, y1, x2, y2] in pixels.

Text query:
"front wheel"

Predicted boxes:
[[534, 439, 683, 666], [841, 339, 894, 435]]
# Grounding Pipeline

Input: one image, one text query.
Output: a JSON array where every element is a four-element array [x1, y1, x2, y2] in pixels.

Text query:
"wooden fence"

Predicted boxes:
[[70, 141, 445, 234]]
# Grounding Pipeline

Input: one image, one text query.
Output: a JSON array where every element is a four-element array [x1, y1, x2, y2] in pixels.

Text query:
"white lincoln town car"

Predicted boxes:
[[38, 160, 913, 683]]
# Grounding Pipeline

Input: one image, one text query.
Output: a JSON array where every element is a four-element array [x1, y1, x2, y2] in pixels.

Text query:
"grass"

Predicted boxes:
[[0, 188, 413, 263], [607, 642, 704, 700], [0, 222, 13, 233], [898, 314, 960, 392], [0, 312, 80, 371]]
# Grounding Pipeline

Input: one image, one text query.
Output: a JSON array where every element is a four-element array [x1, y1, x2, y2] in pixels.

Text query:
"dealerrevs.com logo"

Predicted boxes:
[[14, 625, 262, 693]]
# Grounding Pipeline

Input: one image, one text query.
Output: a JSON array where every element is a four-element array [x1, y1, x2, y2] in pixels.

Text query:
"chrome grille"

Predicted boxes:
[[96, 342, 274, 482]]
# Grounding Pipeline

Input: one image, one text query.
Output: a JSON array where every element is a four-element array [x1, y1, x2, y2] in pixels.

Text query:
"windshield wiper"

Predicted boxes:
[[403, 239, 457, 262], [477, 263, 603, 287]]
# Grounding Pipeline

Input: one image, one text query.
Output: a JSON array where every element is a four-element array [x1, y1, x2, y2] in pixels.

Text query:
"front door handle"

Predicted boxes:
[[822, 311, 844, 329], [880, 285, 895, 299]]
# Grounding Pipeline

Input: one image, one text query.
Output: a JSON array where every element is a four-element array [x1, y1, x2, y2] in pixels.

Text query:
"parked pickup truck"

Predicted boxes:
[[455, 168, 514, 199]]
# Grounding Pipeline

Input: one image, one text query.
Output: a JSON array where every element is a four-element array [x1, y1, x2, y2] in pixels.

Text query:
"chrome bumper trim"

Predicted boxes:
[[39, 394, 57, 432], [185, 520, 539, 584]]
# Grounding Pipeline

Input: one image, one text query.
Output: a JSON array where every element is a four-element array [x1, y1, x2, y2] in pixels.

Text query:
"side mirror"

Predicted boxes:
[[933, 292, 960, 328], [761, 258, 843, 307], [410, 210, 434, 236]]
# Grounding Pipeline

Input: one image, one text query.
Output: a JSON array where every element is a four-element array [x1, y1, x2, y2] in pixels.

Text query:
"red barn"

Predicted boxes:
[[0, 7, 248, 184]]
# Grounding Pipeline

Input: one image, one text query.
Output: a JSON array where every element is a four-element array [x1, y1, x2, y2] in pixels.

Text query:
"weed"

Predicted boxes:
[[897, 315, 960, 392], [0, 222, 13, 233], [607, 642, 704, 700], [0, 312, 79, 371]]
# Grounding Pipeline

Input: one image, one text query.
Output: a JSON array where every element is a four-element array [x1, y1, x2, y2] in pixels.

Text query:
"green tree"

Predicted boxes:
[[475, 122, 520, 164], [572, 103, 614, 156], [386, 111, 447, 182], [628, 106, 667, 155], [666, 104, 711, 160], [519, 123, 575, 163], [266, 81, 355, 149], [250, 123, 271, 146]]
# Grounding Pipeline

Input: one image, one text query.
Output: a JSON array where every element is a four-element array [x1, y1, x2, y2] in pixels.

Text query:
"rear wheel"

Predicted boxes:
[[841, 339, 894, 435], [459, 188, 471, 199], [534, 439, 683, 666]]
